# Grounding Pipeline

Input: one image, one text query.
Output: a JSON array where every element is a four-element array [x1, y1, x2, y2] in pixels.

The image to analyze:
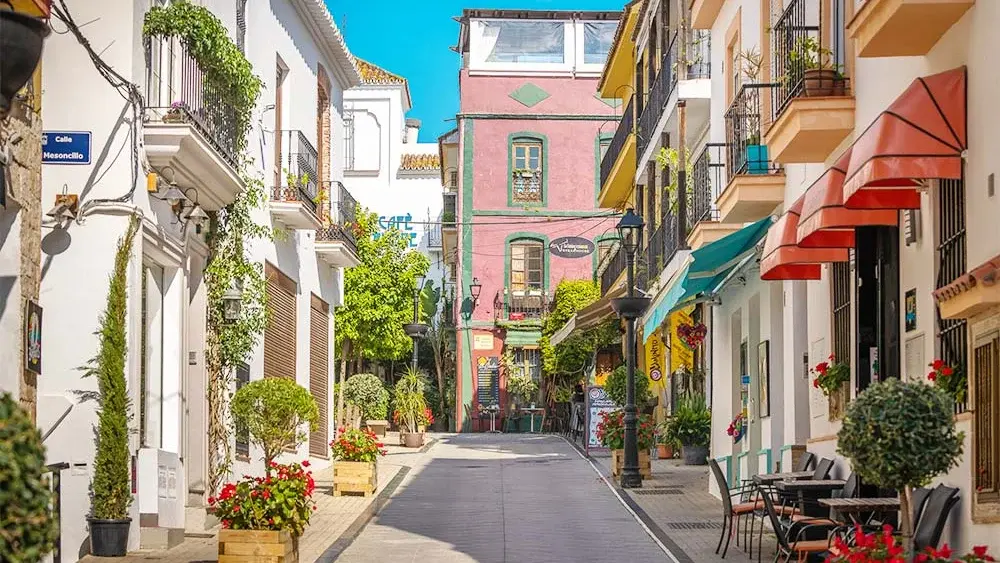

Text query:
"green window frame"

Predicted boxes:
[[507, 132, 549, 207]]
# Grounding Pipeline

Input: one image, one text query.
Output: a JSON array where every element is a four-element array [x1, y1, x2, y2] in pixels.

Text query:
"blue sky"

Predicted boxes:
[[330, 0, 626, 143]]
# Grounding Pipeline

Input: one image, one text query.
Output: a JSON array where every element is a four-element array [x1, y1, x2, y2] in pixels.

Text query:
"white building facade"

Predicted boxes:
[[35, 0, 360, 557]]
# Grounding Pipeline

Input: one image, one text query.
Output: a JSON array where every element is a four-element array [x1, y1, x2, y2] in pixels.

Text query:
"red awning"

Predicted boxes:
[[796, 148, 898, 248], [761, 197, 850, 281], [843, 66, 966, 210]]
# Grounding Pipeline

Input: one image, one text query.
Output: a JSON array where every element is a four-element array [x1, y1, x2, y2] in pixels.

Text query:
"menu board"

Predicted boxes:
[[477, 356, 500, 407], [585, 385, 616, 453]]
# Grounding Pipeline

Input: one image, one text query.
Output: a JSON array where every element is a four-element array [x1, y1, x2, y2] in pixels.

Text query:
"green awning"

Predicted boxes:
[[642, 218, 772, 336]]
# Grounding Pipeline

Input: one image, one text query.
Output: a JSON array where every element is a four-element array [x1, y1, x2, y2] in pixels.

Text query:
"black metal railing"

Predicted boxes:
[[600, 97, 635, 189], [511, 169, 543, 203], [144, 37, 240, 167], [691, 143, 726, 223], [687, 30, 712, 79], [641, 224, 666, 290], [442, 192, 457, 228], [46, 462, 69, 563], [426, 219, 443, 248], [273, 130, 319, 214], [495, 289, 549, 321], [936, 177, 968, 414], [638, 37, 677, 157], [771, 0, 849, 119], [725, 83, 781, 184], [600, 244, 627, 296], [316, 181, 358, 251]]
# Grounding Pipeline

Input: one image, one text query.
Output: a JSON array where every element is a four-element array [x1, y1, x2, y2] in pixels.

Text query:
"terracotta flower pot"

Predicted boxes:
[[656, 443, 673, 459], [803, 68, 846, 97]]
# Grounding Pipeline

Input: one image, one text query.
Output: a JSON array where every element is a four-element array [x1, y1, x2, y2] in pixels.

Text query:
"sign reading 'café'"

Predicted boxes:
[[549, 236, 595, 259]]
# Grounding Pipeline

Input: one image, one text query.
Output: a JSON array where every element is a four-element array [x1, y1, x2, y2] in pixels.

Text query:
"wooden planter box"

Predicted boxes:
[[333, 461, 377, 497], [218, 529, 297, 563], [611, 449, 652, 479]]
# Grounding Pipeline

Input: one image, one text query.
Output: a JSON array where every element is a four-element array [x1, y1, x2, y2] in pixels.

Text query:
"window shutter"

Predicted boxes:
[[309, 294, 330, 457], [264, 263, 297, 381], [235, 364, 250, 457], [974, 334, 999, 502]]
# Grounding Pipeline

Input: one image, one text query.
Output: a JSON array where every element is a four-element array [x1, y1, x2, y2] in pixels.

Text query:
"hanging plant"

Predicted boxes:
[[811, 355, 850, 397], [676, 321, 707, 350], [726, 412, 746, 444], [143, 1, 262, 153], [927, 359, 966, 405]]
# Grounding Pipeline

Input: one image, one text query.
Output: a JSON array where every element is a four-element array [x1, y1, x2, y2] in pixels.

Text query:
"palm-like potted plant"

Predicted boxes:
[[665, 394, 711, 465], [394, 367, 428, 448]]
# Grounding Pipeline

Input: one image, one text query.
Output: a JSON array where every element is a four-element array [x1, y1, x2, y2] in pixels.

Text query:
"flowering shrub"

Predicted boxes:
[[422, 407, 434, 426], [392, 407, 435, 427], [726, 412, 746, 443], [812, 355, 851, 396], [330, 428, 386, 463], [677, 322, 708, 349], [208, 461, 316, 537], [595, 410, 655, 450], [825, 524, 994, 563], [928, 359, 967, 404]]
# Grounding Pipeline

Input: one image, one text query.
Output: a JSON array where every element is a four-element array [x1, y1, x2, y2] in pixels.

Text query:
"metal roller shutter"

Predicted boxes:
[[309, 294, 330, 457], [264, 262, 297, 381]]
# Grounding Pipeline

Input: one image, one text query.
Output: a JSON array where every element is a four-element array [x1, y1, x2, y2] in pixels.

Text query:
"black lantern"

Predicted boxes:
[[616, 208, 644, 257], [469, 277, 482, 302], [0, 10, 50, 115]]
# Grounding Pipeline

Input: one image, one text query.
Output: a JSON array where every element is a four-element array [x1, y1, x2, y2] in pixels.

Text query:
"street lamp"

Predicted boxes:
[[611, 208, 651, 489], [469, 277, 482, 307], [403, 274, 429, 371]]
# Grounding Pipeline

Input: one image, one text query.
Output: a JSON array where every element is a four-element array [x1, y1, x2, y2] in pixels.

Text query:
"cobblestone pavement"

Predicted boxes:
[[592, 456, 778, 563], [334, 433, 669, 563]]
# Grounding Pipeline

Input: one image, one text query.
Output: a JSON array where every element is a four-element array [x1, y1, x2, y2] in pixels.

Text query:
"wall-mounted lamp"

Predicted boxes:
[[469, 277, 482, 307], [45, 191, 78, 227], [222, 280, 243, 322], [179, 187, 209, 234]]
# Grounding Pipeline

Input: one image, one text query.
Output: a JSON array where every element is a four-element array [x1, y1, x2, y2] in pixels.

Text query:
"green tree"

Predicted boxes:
[[837, 379, 963, 545], [335, 210, 429, 422], [85, 217, 139, 520], [343, 373, 390, 421], [230, 378, 318, 466], [420, 279, 455, 427]]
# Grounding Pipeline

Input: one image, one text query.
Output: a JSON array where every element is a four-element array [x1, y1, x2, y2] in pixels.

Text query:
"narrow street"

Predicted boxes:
[[333, 434, 670, 562]]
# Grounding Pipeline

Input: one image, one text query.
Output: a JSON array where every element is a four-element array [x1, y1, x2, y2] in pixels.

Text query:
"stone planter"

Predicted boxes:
[[365, 420, 388, 437], [682, 445, 709, 465], [218, 529, 298, 563], [333, 460, 377, 497], [402, 432, 425, 448], [610, 449, 651, 479]]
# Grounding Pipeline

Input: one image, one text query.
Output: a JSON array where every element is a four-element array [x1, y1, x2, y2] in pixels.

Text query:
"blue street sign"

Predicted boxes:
[[42, 131, 92, 165]]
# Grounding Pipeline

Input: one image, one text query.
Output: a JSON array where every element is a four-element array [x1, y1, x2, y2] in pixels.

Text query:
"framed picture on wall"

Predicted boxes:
[[758, 340, 770, 418]]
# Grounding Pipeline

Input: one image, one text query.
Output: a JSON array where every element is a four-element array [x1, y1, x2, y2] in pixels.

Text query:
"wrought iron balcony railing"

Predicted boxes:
[[144, 37, 240, 167], [724, 83, 782, 184], [600, 96, 634, 189], [691, 143, 726, 223], [273, 130, 319, 214], [638, 35, 677, 157], [426, 220, 443, 248], [495, 288, 550, 321], [600, 243, 627, 296], [687, 30, 712, 79], [442, 192, 457, 228], [316, 181, 358, 251], [511, 169, 543, 203]]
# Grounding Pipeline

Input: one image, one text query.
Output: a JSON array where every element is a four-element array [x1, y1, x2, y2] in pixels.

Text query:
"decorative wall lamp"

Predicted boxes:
[[0, 7, 50, 116], [45, 191, 78, 227], [149, 167, 209, 232], [469, 277, 482, 307], [222, 280, 243, 322]]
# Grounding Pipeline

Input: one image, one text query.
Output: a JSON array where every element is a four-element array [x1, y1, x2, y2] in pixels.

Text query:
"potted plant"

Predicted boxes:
[[811, 355, 851, 397], [343, 373, 390, 437], [927, 358, 967, 405], [330, 428, 386, 497], [0, 393, 58, 562], [827, 523, 994, 563], [506, 372, 538, 409], [596, 410, 654, 479], [665, 394, 711, 465], [604, 365, 651, 409], [786, 36, 846, 97], [394, 367, 428, 448], [84, 218, 138, 557], [230, 378, 319, 467], [209, 460, 317, 562], [164, 100, 187, 123], [837, 379, 963, 549], [655, 418, 678, 459]]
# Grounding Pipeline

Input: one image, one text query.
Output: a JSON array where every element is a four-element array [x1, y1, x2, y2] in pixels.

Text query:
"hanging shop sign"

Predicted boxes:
[[644, 329, 666, 394], [25, 300, 41, 374], [669, 306, 695, 372], [548, 236, 595, 259], [42, 131, 91, 165]]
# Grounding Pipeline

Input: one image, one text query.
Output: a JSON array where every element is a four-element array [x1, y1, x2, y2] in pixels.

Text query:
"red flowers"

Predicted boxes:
[[827, 524, 995, 563], [927, 359, 966, 403], [330, 428, 387, 463], [595, 410, 655, 450], [677, 322, 708, 349], [811, 358, 850, 397], [209, 461, 316, 537]]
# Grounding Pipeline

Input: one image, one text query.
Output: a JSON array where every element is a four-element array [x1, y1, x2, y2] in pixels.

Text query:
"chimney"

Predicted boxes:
[[404, 118, 421, 144]]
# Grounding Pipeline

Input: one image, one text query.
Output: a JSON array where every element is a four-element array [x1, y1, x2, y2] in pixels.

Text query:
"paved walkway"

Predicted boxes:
[[333, 434, 669, 562]]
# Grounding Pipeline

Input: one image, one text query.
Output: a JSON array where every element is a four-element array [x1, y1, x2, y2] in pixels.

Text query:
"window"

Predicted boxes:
[[599, 137, 611, 162], [483, 21, 565, 63], [937, 176, 968, 412], [511, 140, 543, 203], [513, 348, 542, 381], [235, 364, 250, 458], [584, 22, 617, 64], [974, 332, 999, 504], [510, 241, 544, 293], [343, 115, 355, 171], [831, 261, 852, 418]]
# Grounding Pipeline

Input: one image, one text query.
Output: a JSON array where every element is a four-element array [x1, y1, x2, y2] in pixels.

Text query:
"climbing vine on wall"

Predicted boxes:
[[143, 1, 262, 153], [204, 171, 271, 495]]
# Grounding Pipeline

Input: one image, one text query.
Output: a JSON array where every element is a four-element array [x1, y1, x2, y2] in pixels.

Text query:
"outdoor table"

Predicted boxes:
[[752, 471, 814, 485], [521, 407, 544, 433], [777, 480, 847, 518], [820, 497, 900, 523]]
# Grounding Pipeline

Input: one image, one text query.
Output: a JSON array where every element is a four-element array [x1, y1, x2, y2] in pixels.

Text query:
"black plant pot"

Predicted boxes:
[[0, 10, 50, 113], [88, 518, 131, 557], [682, 445, 709, 466]]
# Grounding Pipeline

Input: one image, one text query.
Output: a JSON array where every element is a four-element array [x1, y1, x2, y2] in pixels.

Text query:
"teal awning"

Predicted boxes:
[[642, 218, 772, 336]]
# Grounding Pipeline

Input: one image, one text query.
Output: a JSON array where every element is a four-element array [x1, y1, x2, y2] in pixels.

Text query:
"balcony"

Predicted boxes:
[[765, 0, 855, 164], [511, 169, 543, 204], [719, 84, 786, 223], [426, 220, 443, 249], [690, 0, 725, 29], [848, 0, 974, 58], [598, 97, 636, 208], [494, 288, 550, 322], [442, 191, 458, 265], [600, 243, 627, 296], [315, 182, 360, 268], [143, 37, 243, 211], [637, 44, 676, 159], [270, 130, 322, 230], [688, 143, 742, 249]]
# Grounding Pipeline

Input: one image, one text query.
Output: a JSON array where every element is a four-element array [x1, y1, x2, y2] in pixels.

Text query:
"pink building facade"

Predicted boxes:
[[445, 9, 621, 431]]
